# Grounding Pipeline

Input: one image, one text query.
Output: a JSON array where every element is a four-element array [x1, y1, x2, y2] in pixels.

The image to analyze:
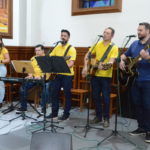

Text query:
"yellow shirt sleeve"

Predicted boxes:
[[0, 47, 8, 61]]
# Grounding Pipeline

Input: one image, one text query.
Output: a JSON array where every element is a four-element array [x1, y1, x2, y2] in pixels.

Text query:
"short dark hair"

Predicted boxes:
[[107, 27, 115, 36], [139, 22, 150, 31], [61, 29, 70, 37], [35, 44, 45, 50]]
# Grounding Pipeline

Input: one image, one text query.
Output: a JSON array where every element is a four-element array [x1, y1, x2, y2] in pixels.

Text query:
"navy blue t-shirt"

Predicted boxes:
[[125, 40, 150, 81]]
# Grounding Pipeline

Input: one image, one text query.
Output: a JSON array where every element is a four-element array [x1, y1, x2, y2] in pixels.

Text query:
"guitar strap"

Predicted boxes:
[[64, 45, 72, 57], [99, 43, 115, 62]]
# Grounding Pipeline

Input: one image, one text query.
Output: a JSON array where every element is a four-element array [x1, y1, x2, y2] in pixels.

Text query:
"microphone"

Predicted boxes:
[[53, 40, 67, 45], [126, 35, 136, 38], [53, 41, 62, 44], [98, 35, 103, 37]]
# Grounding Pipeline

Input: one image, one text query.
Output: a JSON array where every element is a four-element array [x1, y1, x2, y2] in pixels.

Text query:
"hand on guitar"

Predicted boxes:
[[140, 49, 150, 60], [119, 60, 126, 70], [98, 62, 112, 70], [98, 62, 103, 70]]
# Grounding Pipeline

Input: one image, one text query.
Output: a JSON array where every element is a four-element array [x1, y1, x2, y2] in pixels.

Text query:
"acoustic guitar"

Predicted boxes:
[[86, 58, 112, 76], [120, 43, 150, 86]]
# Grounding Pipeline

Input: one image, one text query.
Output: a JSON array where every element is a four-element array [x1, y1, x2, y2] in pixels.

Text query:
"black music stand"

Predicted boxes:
[[8, 60, 42, 122], [32, 56, 70, 132]]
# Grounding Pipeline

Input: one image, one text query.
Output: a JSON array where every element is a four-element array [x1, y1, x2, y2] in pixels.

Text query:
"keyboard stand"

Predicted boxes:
[[9, 110, 37, 122], [2, 82, 20, 114]]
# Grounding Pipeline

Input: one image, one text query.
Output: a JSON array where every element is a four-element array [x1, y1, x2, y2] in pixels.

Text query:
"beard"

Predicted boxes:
[[138, 36, 145, 40], [61, 40, 68, 45], [138, 34, 146, 40]]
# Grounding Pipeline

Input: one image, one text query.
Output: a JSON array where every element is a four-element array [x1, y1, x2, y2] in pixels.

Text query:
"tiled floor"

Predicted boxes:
[[0, 105, 149, 150]]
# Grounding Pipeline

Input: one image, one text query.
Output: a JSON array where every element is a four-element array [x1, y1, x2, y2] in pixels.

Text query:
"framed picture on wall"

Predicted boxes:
[[72, 0, 122, 16], [0, 0, 13, 38]]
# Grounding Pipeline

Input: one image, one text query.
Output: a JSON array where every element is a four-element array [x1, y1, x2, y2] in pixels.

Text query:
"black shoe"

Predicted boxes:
[[0, 103, 2, 108], [58, 115, 69, 121], [46, 113, 58, 120], [145, 132, 150, 143], [129, 128, 145, 136], [16, 107, 27, 114], [41, 108, 46, 114]]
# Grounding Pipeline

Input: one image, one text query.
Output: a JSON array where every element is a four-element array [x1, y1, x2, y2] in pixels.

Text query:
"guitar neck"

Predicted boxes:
[[133, 55, 141, 63], [133, 43, 150, 63]]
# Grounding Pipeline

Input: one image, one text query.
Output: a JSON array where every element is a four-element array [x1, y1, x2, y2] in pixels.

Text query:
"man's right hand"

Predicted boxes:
[[25, 74, 33, 79], [119, 60, 126, 70]]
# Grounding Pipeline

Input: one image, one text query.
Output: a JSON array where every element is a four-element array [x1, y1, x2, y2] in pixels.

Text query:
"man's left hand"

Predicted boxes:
[[34, 77, 41, 80], [140, 49, 150, 60], [98, 62, 103, 70]]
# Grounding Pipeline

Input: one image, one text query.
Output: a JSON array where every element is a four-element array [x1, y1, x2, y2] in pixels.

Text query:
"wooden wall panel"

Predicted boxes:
[[5, 46, 124, 77], [6, 46, 35, 60], [6, 46, 88, 68], [5, 46, 128, 111], [5, 45, 123, 82]]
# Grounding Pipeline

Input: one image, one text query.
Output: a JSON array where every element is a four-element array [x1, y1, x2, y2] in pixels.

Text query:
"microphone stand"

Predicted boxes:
[[123, 37, 134, 50], [46, 41, 60, 56], [97, 36, 139, 148], [74, 36, 104, 138]]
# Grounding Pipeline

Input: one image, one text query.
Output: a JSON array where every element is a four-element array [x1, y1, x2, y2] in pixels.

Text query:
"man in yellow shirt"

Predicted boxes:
[[16, 44, 47, 113], [46, 29, 76, 121], [0, 37, 10, 108], [82, 27, 118, 127]]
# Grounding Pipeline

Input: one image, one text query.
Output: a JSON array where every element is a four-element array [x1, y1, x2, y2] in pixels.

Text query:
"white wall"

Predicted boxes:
[[3, 0, 20, 46], [4, 0, 42, 46], [40, 0, 150, 47], [26, 0, 42, 45], [3, 0, 150, 47]]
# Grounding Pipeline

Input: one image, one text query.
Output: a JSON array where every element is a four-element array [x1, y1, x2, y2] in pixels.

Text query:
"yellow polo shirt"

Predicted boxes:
[[31, 56, 51, 79], [30, 56, 43, 77], [50, 43, 76, 76], [90, 41, 118, 77], [0, 47, 8, 62]]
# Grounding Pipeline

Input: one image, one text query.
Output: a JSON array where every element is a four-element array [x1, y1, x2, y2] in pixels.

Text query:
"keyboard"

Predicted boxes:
[[0, 77, 44, 84]]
